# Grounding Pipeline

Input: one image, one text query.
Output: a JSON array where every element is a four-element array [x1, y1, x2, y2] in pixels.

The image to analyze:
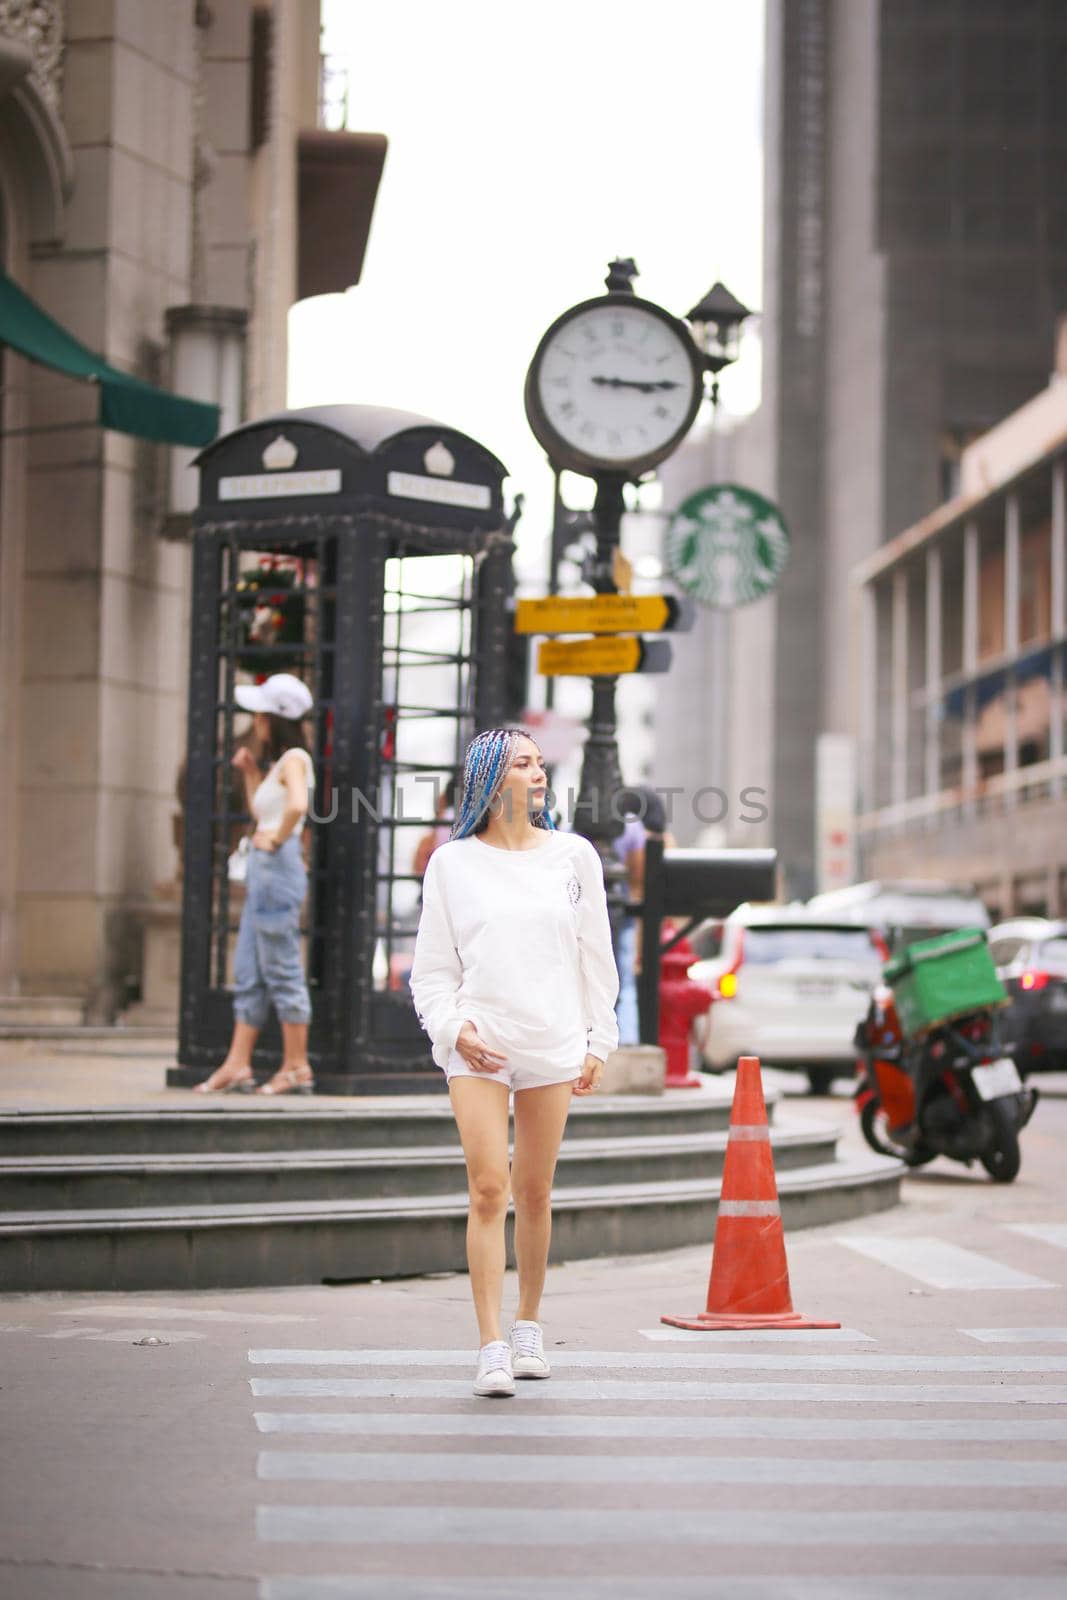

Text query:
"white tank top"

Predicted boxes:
[[252, 748, 315, 836]]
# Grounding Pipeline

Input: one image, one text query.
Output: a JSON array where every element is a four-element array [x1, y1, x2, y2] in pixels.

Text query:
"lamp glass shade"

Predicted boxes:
[[166, 306, 247, 516]]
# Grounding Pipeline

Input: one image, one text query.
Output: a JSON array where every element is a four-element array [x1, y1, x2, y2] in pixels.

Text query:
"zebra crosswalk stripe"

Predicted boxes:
[[256, 1581, 1067, 1600], [249, 1376, 1067, 1404], [256, 1449, 1067, 1488], [963, 1326, 1067, 1343], [834, 1235, 1058, 1290], [1007, 1223, 1067, 1250], [252, 1410, 1067, 1441], [256, 1505, 1067, 1547], [246, 1346, 1067, 1373]]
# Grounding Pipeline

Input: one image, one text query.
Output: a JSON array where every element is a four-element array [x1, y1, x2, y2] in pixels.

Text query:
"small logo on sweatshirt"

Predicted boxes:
[[566, 874, 582, 907]]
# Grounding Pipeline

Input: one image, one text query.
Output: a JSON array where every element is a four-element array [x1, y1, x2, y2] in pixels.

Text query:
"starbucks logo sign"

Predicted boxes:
[[664, 484, 790, 610]]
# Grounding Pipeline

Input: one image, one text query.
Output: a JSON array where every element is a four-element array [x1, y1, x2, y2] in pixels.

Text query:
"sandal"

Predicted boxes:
[[193, 1065, 255, 1094], [257, 1064, 315, 1097]]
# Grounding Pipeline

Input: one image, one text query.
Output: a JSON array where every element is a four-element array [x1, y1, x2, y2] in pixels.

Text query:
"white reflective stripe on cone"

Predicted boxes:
[[728, 1125, 771, 1141], [718, 1200, 781, 1218]]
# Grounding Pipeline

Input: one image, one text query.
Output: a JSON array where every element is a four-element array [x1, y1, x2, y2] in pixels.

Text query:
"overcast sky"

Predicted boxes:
[[289, 0, 766, 580]]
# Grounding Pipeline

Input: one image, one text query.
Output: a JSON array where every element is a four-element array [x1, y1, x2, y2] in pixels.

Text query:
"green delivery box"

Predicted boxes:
[[884, 927, 1006, 1038]]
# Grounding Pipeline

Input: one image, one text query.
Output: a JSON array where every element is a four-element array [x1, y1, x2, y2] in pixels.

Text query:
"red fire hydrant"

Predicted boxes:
[[659, 936, 713, 1089]]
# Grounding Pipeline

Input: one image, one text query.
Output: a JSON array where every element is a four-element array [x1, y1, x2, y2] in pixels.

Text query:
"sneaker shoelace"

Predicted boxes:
[[481, 1341, 512, 1373], [511, 1323, 541, 1358]]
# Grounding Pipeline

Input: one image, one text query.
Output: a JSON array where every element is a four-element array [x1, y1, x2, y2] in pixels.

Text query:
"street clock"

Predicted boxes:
[[524, 292, 705, 478]]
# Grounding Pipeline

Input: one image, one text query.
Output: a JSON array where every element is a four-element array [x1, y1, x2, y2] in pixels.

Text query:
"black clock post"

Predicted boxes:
[[523, 257, 698, 951], [523, 258, 752, 975], [572, 463, 630, 948]]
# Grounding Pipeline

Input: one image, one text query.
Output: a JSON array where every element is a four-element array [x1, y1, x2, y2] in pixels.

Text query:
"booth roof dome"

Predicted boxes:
[[194, 403, 507, 475]]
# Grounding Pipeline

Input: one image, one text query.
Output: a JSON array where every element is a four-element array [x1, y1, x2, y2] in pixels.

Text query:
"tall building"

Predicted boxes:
[[657, 0, 1067, 896], [0, 0, 385, 1012], [853, 335, 1067, 921]]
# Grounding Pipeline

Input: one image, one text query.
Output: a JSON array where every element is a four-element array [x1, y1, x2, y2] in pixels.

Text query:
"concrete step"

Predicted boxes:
[[0, 1088, 742, 1158], [0, 1122, 840, 1210], [0, 1151, 903, 1292], [0, 996, 85, 1028]]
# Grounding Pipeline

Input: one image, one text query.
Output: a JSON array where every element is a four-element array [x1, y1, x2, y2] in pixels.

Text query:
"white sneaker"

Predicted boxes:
[[510, 1319, 551, 1379], [473, 1340, 515, 1398]]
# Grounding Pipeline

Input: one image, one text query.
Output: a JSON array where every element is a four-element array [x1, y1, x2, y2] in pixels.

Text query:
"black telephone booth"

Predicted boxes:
[[168, 405, 516, 1093]]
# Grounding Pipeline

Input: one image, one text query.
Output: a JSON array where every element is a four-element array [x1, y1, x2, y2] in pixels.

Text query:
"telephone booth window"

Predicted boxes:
[[374, 552, 476, 996]]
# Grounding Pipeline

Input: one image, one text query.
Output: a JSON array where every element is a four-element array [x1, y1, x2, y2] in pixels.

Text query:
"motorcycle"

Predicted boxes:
[[855, 981, 1038, 1182]]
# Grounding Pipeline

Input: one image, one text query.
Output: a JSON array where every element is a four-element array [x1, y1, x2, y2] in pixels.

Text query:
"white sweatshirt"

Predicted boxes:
[[409, 830, 620, 1077]]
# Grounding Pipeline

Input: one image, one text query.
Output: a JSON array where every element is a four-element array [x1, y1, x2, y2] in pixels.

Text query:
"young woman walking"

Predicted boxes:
[[409, 727, 619, 1397], [195, 673, 317, 1096]]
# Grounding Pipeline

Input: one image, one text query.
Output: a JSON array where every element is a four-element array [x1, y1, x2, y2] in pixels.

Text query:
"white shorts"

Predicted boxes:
[[444, 1048, 581, 1095]]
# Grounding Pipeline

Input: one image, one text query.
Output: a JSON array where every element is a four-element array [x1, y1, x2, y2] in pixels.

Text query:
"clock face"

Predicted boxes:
[[527, 296, 703, 474]]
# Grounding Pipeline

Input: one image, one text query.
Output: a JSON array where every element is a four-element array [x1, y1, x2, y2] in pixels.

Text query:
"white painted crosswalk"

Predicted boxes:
[[253, 1410, 1067, 1441], [1008, 1223, 1067, 1250], [834, 1234, 1058, 1290], [964, 1326, 1067, 1343], [257, 1449, 1067, 1488], [257, 1504, 1067, 1547], [257, 1584, 1067, 1600], [250, 1375, 1067, 1403], [250, 1332, 1067, 1596], [248, 1345, 1067, 1372]]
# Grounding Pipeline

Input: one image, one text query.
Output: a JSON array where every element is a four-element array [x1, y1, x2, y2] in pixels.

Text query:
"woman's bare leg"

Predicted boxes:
[[195, 1021, 259, 1090], [449, 1077, 512, 1344], [220, 1020, 259, 1070], [510, 1081, 574, 1323]]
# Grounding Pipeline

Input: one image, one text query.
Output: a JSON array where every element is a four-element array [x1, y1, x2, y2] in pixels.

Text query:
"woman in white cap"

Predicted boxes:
[[194, 673, 317, 1096], [409, 727, 619, 1397]]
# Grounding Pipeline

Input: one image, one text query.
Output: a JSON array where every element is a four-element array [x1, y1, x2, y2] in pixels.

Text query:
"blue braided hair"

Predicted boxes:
[[450, 727, 556, 840]]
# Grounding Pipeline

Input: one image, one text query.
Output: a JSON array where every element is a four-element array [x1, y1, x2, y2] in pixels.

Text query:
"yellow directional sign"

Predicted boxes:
[[537, 636, 672, 677], [515, 594, 693, 636]]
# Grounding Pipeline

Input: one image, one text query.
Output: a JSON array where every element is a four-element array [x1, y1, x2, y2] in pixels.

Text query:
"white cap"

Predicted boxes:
[[235, 673, 313, 720]]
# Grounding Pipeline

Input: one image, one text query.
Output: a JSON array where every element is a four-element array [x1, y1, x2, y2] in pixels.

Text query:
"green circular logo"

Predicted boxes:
[[664, 483, 790, 610]]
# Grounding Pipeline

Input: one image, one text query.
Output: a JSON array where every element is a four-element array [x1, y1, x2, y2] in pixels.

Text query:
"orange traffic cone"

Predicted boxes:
[[661, 1056, 840, 1331]]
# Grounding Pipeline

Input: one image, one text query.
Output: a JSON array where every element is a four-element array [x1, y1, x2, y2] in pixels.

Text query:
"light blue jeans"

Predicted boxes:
[[616, 918, 640, 1046], [233, 836, 311, 1027]]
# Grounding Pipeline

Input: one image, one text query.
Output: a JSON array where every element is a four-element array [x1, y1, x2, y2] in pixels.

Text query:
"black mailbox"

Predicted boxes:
[[637, 840, 778, 1046]]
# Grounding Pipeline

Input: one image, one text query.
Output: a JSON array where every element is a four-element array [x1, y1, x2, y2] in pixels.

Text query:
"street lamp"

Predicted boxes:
[[685, 280, 753, 407]]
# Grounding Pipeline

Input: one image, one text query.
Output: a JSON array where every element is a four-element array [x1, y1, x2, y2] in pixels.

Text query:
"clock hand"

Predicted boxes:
[[590, 376, 683, 394]]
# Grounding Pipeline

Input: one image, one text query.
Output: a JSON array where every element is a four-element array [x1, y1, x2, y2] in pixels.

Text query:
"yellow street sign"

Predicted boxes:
[[515, 594, 693, 636], [536, 636, 672, 677]]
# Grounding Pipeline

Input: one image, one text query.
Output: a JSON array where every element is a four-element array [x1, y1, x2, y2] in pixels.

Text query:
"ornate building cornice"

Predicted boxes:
[[0, 0, 63, 111]]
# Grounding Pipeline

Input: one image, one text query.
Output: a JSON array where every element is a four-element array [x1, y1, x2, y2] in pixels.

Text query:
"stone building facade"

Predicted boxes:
[[0, 0, 384, 1013]]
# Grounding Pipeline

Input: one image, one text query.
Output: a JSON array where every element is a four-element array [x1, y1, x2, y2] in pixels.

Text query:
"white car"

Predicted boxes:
[[688, 907, 885, 1093]]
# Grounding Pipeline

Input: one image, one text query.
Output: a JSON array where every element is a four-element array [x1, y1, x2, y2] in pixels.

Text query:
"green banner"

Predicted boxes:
[[0, 270, 219, 447]]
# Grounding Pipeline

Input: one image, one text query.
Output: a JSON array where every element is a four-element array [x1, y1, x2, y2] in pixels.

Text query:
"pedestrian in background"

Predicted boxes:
[[613, 802, 647, 1044], [412, 770, 461, 883], [194, 673, 316, 1096], [623, 784, 679, 981], [409, 727, 619, 1397]]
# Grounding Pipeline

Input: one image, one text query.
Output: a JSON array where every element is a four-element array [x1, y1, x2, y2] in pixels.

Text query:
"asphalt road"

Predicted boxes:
[[1, 1083, 1065, 1599]]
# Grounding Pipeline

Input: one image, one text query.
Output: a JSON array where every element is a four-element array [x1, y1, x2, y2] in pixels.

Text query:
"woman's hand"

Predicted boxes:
[[573, 1053, 605, 1096], [455, 1021, 508, 1074], [251, 830, 277, 852]]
